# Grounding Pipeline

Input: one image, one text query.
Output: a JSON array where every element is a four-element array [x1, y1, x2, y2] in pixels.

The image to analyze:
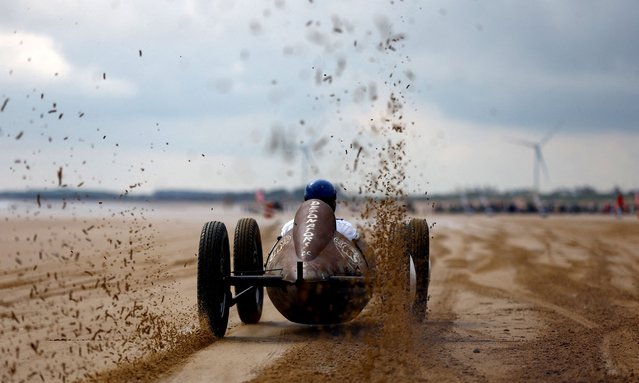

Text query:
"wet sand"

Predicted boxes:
[[1, 202, 638, 382]]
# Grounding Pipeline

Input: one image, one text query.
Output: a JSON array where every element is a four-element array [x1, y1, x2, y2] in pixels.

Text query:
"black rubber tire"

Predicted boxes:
[[197, 221, 231, 338], [406, 218, 430, 321], [233, 218, 264, 324]]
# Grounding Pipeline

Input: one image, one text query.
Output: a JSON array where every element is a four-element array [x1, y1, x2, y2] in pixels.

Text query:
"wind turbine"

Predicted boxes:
[[506, 127, 560, 216], [267, 126, 328, 187], [299, 136, 328, 185], [506, 127, 559, 193]]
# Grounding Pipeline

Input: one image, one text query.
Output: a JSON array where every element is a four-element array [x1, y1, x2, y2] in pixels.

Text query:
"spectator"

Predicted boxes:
[[614, 187, 625, 219]]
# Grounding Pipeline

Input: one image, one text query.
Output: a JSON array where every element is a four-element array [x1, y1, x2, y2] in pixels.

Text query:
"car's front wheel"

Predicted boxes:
[[197, 221, 231, 338]]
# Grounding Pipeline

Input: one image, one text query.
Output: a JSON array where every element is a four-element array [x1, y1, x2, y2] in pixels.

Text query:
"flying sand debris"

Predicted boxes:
[[57, 167, 63, 186]]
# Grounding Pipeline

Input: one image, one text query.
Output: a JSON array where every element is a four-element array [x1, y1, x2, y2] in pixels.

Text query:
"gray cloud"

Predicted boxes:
[[406, 0, 639, 131], [1, 0, 638, 192]]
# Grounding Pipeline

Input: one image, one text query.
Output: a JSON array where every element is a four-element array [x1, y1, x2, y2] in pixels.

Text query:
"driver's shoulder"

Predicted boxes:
[[335, 218, 355, 226]]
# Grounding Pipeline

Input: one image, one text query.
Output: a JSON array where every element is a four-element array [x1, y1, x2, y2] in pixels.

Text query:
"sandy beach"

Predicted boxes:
[[1, 200, 638, 382]]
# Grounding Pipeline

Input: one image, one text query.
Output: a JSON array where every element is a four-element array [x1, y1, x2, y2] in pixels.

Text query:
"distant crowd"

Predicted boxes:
[[427, 189, 639, 218]]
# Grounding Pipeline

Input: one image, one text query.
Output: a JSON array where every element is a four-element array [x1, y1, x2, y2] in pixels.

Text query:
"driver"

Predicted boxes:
[[280, 179, 359, 241]]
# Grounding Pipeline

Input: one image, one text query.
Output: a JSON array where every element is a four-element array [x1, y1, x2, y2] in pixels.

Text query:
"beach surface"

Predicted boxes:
[[1, 201, 638, 382]]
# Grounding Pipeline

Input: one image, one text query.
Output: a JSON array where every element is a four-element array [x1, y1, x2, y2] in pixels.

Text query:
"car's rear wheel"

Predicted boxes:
[[405, 218, 430, 321], [233, 218, 264, 324], [197, 221, 231, 338]]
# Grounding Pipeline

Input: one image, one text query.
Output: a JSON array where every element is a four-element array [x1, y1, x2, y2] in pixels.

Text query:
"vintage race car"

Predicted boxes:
[[197, 199, 430, 338]]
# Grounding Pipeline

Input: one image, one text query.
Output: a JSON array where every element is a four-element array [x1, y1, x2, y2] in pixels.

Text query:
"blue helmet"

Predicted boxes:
[[304, 179, 337, 210]]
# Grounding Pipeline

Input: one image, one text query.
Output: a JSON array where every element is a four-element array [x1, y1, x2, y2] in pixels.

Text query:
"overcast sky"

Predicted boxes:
[[1, 0, 638, 195]]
